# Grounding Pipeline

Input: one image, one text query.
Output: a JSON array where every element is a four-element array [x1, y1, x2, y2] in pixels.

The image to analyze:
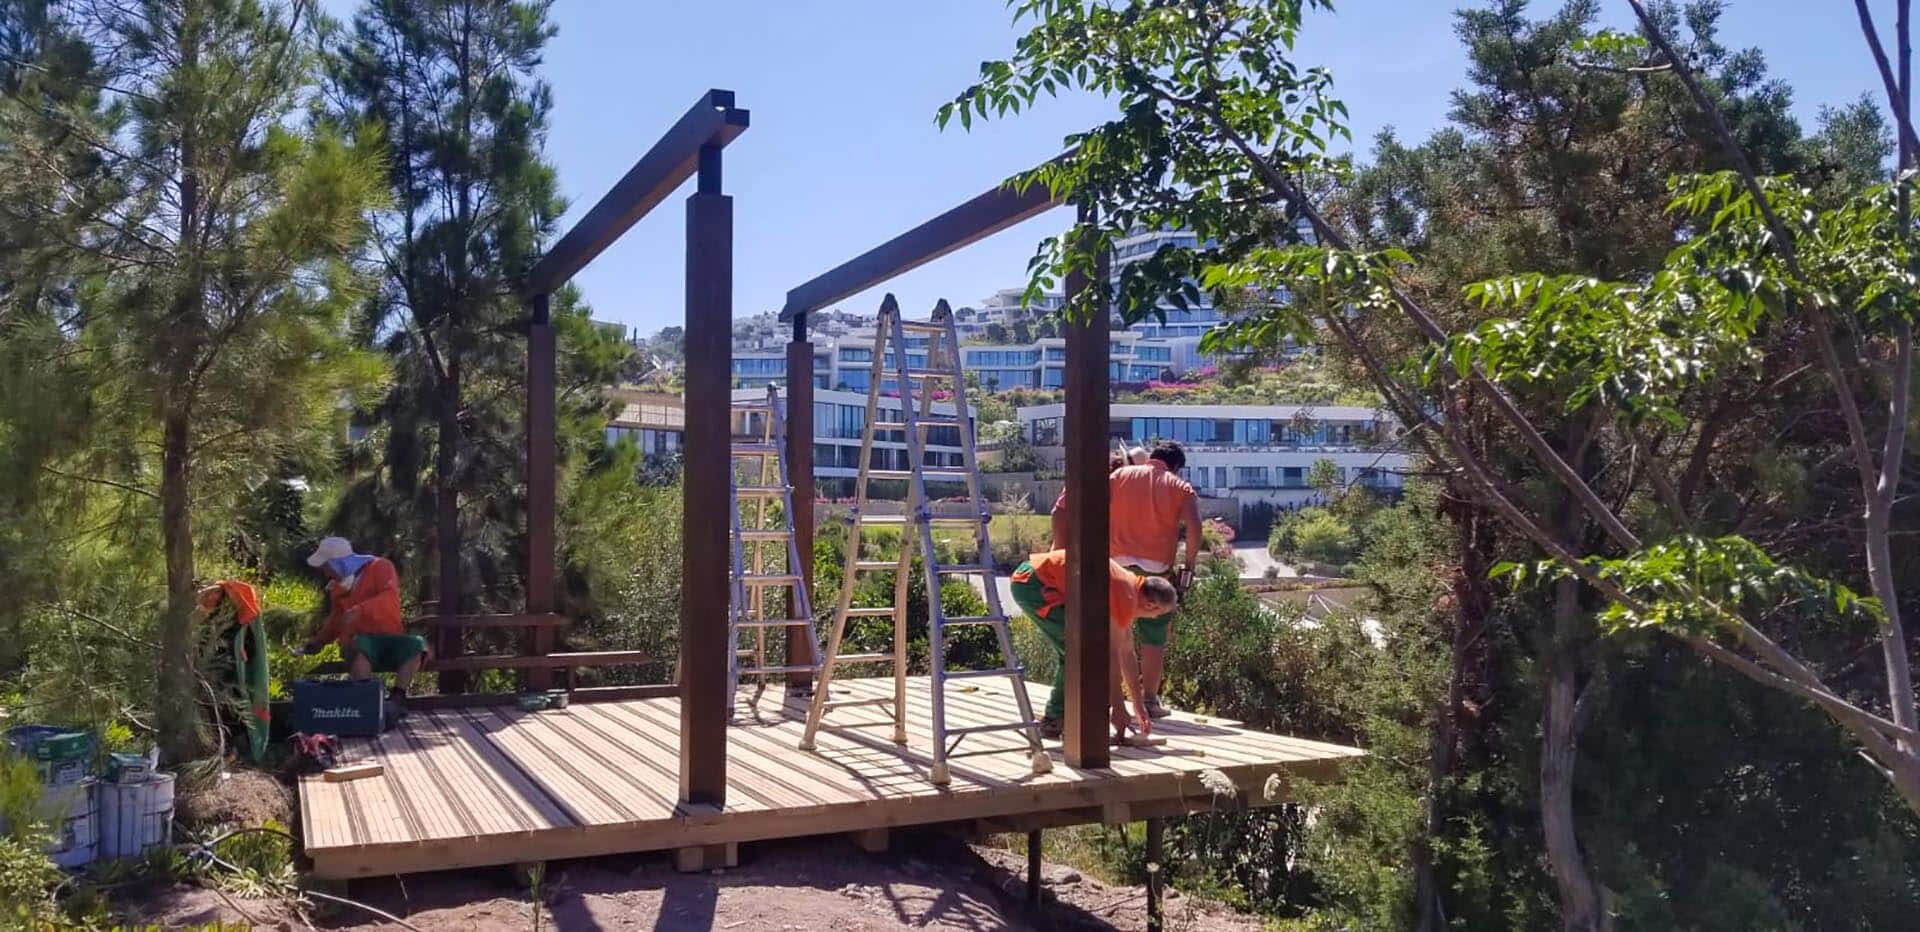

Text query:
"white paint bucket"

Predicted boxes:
[[98, 772, 175, 861], [35, 779, 96, 869]]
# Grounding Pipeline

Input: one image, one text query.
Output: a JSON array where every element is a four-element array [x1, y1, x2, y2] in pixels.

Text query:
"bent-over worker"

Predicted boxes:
[[1010, 549, 1179, 740], [299, 537, 427, 711], [1051, 441, 1203, 720]]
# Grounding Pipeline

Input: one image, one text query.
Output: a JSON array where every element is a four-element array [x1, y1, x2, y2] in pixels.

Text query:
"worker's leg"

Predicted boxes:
[[1135, 616, 1171, 716], [346, 637, 375, 680], [1009, 565, 1067, 723], [394, 652, 423, 693]]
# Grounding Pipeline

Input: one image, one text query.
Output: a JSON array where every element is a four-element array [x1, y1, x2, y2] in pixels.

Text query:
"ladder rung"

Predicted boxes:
[[842, 606, 897, 617], [904, 368, 955, 380], [740, 664, 820, 676], [736, 486, 786, 496], [737, 528, 791, 541], [945, 721, 1041, 738], [824, 696, 896, 710], [734, 617, 814, 628], [945, 666, 1023, 681], [872, 420, 962, 431], [900, 320, 947, 334], [939, 615, 1006, 626], [866, 469, 970, 481], [853, 560, 902, 572], [740, 574, 801, 586], [732, 401, 773, 412], [732, 443, 780, 455], [830, 652, 895, 665], [932, 563, 992, 575]]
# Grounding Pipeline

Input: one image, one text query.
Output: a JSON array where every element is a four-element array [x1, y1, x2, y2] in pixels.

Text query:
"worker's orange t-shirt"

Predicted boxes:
[[1016, 549, 1148, 630], [1108, 461, 1195, 571], [315, 556, 405, 646]]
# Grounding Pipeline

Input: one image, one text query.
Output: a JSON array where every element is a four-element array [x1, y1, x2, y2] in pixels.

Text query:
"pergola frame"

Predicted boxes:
[[513, 89, 748, 806], [778, 174, 1119, 769]]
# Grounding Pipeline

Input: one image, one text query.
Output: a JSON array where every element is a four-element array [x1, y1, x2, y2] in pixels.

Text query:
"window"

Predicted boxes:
[[1212, 420, 1233, 443], [1032, 417, 1062, 445], [1234, 466, 1271, 488], [840, 347, 872, 363], [1269, 422, 1294, 444], [1281, 467, 1305, 488]]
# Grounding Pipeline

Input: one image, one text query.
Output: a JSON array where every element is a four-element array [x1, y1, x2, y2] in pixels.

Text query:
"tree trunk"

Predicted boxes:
[[436, 347, 465, 692], [156, 402, 205, 764], [1542, 571, 1608, 931]]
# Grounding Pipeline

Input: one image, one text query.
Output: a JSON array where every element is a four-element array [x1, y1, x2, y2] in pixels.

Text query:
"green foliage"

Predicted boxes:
[[0, 835, 61, 927]]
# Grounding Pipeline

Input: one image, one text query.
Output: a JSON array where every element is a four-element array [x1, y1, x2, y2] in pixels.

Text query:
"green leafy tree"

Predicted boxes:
[[947, 0, 1917, 927], [1, 0, 385, 762]]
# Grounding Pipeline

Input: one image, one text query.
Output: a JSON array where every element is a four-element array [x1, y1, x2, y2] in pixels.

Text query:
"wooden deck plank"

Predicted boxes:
[[300, 677, 1362, 878]]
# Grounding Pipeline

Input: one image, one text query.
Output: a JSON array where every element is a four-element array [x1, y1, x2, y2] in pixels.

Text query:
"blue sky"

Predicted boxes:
[[329, 1, 1893, 336]]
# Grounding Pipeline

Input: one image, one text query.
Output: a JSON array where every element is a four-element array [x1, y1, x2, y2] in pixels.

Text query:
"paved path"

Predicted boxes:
[[1233, 541, 1300, 581]]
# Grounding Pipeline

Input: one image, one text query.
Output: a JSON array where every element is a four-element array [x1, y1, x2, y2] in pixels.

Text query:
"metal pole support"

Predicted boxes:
[[1145, 817, 1165, 932], [1027, 829, 1043, 907]]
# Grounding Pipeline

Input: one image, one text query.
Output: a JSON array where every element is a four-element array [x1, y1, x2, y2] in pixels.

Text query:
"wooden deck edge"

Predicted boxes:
[[304, 754, 1356, 879]]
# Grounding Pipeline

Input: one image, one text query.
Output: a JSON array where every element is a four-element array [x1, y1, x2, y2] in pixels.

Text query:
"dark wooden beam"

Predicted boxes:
[[526, 295, 557, 692], [785, 320, 816, 691], [524, 89, 749, 298], [1062, 211, 1111, 770], [680, 147, 732, 807], [779, 172, 1061, 321]]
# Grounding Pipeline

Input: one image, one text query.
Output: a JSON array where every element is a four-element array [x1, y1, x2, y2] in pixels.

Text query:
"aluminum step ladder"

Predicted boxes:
[[729, 385, 822, 717], [798, 294, 1052, 785]]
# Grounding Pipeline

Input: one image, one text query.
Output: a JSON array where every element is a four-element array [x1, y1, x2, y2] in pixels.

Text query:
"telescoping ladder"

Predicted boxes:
[[798, 295, 1052, 785], [728, 385, 822, 716]]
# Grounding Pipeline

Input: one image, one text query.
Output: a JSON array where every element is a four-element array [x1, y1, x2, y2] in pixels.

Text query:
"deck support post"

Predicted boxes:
[[785, 313, 816, 693], [1145, 817, 1164, 932], [526, 292, 557, 692], [673, 842, 738, 873], [1026, 829, 1043, 907], [680, 145, 732, 807], [1062, 205, 1111, 770], [848, 827, 889, 853]]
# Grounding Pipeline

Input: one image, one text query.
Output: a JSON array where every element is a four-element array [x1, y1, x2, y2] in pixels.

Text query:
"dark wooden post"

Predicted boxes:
[[1027, 829, 1044, 906], [526, 292, 557, 691], [1062, 209, 1111, 769], [680, 145, 731, 806], [785, 313, 816, 692]]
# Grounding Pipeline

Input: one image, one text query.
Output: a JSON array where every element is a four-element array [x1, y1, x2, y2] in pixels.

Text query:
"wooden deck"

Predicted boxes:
[[299, 677, 1363, 878]]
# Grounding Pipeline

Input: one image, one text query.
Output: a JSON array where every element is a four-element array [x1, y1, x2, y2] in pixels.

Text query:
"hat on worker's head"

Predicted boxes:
[[306, 536, 354, 568], [1128, 447, 1149, 465]]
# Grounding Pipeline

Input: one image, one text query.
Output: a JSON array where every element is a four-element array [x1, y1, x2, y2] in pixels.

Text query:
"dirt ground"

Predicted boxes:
[[125, 830, 1267, 931]]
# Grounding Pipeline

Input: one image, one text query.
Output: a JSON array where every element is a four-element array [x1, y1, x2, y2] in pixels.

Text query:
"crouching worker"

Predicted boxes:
[[299, 537, 427, 713], [1010, 549, 1179, 741]]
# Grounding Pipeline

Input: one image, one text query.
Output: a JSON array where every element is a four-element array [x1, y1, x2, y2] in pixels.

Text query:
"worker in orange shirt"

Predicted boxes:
[[299, 537, 427, 710], [1051, 441, 1203, 720], [1010, 549, 1179, 740]]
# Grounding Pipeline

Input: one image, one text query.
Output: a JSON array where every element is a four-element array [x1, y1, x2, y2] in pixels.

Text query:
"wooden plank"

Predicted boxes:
[[430, 650, 652, 672], [417, 613, 568, 629], [406, 712, 549, 837], [461, 707, 639, 826], [439, 709, 577, 831], [323, 762, 384, 783]]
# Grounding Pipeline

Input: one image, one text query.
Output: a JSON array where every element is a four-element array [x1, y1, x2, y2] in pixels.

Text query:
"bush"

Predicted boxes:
[[1271, 507, 1359, 567]]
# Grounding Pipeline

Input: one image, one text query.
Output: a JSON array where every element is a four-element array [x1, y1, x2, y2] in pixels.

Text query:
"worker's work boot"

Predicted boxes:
[[1143, 694, 1173, 719], [386, 687, 409, 722], [1039, 716, 1063, 739]]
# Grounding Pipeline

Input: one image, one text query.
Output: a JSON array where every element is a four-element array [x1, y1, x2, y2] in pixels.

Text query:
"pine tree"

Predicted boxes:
[[0, 0, 385, 762], [325, 0, 624, 673]]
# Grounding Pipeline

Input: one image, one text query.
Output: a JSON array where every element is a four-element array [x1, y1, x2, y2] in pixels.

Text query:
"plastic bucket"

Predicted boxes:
[[35, 779, 97, 869], [98, 772, 175, 861]]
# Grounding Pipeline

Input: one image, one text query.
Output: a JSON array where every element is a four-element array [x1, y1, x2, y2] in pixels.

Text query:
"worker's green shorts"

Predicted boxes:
[[349, 634, 428, 673]]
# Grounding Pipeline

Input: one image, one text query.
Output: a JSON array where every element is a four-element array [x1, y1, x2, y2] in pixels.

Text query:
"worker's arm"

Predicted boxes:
[[1050, 495, 1069, 551], [304, 596, 345, 653], [1110, 629, 1146, 737], [336, 559, 398, 612], [1180, 491, 1204, 586]]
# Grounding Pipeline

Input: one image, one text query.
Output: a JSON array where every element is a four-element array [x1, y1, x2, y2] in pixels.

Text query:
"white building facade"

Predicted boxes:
[[1017, 402, 1410, 509]]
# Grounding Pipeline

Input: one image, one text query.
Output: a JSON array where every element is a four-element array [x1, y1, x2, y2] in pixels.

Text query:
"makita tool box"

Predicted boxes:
[[291, 679, 386, 737]]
